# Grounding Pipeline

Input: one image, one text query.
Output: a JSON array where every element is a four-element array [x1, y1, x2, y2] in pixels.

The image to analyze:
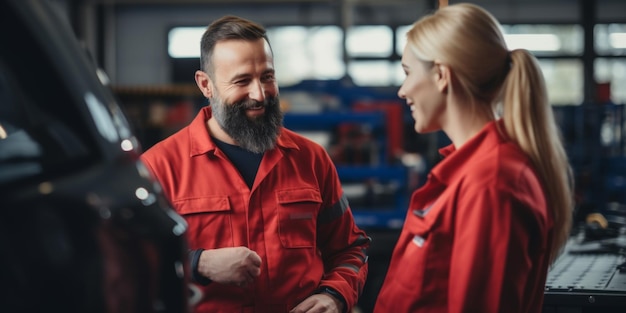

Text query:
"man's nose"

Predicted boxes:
[[248, 81, 265, 102]]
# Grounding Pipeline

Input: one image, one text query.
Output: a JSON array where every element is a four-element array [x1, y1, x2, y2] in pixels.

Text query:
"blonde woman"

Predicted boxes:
[[374, 3, 573, 313]]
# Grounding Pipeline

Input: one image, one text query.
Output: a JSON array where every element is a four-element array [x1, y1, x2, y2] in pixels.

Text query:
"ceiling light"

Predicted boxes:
[[504, 34, 561, 51], [609, 32, 626, 49]]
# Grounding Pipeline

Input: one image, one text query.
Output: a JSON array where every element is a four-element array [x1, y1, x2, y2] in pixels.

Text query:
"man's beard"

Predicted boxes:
[[210, 95, 283, 154]]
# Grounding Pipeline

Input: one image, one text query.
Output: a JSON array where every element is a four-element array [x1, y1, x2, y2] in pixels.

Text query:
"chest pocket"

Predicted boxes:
[[405, 201, 442, 247], [276, 188, 321, 248], [394, 201, 446, 290], [174, 196, 233, 248]]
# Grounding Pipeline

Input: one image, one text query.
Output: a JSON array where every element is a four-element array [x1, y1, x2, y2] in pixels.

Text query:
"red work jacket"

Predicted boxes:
[[141, 107, 369, 313], [374, 120, 553, 313]]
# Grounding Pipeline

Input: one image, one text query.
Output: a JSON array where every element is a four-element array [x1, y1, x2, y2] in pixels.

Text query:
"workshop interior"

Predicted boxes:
[[1, 0, 626, 312]]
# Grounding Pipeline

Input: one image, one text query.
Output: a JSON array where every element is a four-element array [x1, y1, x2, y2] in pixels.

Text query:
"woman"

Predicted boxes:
[[374, 3, 573, 313]]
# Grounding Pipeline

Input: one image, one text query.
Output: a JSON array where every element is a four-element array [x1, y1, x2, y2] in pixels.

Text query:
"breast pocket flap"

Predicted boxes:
[[276, 188, 322, 205], [176, 196, 231, 215], [405, 203, 442, 237]]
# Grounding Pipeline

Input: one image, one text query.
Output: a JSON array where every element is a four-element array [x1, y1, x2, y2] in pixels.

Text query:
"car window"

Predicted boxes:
[[0, 0, 108, 186], [0, 58, 93, 185], [0, 61, 43, 183]]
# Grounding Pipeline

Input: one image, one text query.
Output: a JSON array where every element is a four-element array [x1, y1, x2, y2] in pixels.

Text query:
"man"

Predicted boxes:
[[141, 15, 370, 313]]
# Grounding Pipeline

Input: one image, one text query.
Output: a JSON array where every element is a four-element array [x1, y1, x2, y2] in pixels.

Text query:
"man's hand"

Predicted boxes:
[[289, 293, 343, 313], [197, 247, 262, 287]]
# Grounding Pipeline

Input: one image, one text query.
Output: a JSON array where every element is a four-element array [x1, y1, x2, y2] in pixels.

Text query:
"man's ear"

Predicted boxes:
[[433, 62, 450, 94], [195, 70, 213, 99]]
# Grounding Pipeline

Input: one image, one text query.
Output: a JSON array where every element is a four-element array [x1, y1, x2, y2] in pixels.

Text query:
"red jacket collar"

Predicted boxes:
[[431, 120, 508, 185]]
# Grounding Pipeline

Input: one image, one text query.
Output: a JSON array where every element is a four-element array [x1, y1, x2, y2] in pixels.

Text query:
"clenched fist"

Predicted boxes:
[[197, 247, 262, 287]]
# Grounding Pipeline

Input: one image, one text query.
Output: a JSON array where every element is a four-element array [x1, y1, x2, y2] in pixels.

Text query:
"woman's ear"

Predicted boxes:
[[433, 62, 450, 94], [195, 70, 213, 99]]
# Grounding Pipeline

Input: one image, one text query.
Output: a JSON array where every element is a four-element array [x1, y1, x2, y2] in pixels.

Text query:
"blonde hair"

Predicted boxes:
[[406, 3, 573, 263]]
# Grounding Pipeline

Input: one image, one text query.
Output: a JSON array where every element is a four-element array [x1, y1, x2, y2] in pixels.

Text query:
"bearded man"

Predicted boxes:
[[140, 15, 370, 313]]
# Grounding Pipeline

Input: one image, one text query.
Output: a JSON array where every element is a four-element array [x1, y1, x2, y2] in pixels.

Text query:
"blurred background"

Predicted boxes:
[[43, 0, 626, 312]]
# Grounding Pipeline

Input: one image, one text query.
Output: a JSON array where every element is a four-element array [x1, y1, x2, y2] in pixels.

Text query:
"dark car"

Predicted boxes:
[[0, 0, 190, 312]]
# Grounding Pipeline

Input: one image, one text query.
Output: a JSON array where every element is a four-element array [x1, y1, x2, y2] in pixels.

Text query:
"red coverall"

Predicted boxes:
[[374, 120, 553, 313], [141, 107, 370, 313]]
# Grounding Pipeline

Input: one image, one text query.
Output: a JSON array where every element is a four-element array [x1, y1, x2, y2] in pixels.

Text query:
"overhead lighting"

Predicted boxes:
[[504, 34, 561, 51], [168, 27, 204, 58], [609, 32, 626, 49]]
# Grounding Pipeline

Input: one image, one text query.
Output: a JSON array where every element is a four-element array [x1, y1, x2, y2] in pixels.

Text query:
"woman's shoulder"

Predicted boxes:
[[464, 141, 537, 187]]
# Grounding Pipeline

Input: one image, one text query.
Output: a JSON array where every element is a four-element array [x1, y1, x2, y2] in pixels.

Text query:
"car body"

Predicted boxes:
[[0, 0, 190, 312]]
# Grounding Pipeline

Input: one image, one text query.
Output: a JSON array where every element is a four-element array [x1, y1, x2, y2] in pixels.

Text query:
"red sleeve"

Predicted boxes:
[[315, 153, 370, 311]]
